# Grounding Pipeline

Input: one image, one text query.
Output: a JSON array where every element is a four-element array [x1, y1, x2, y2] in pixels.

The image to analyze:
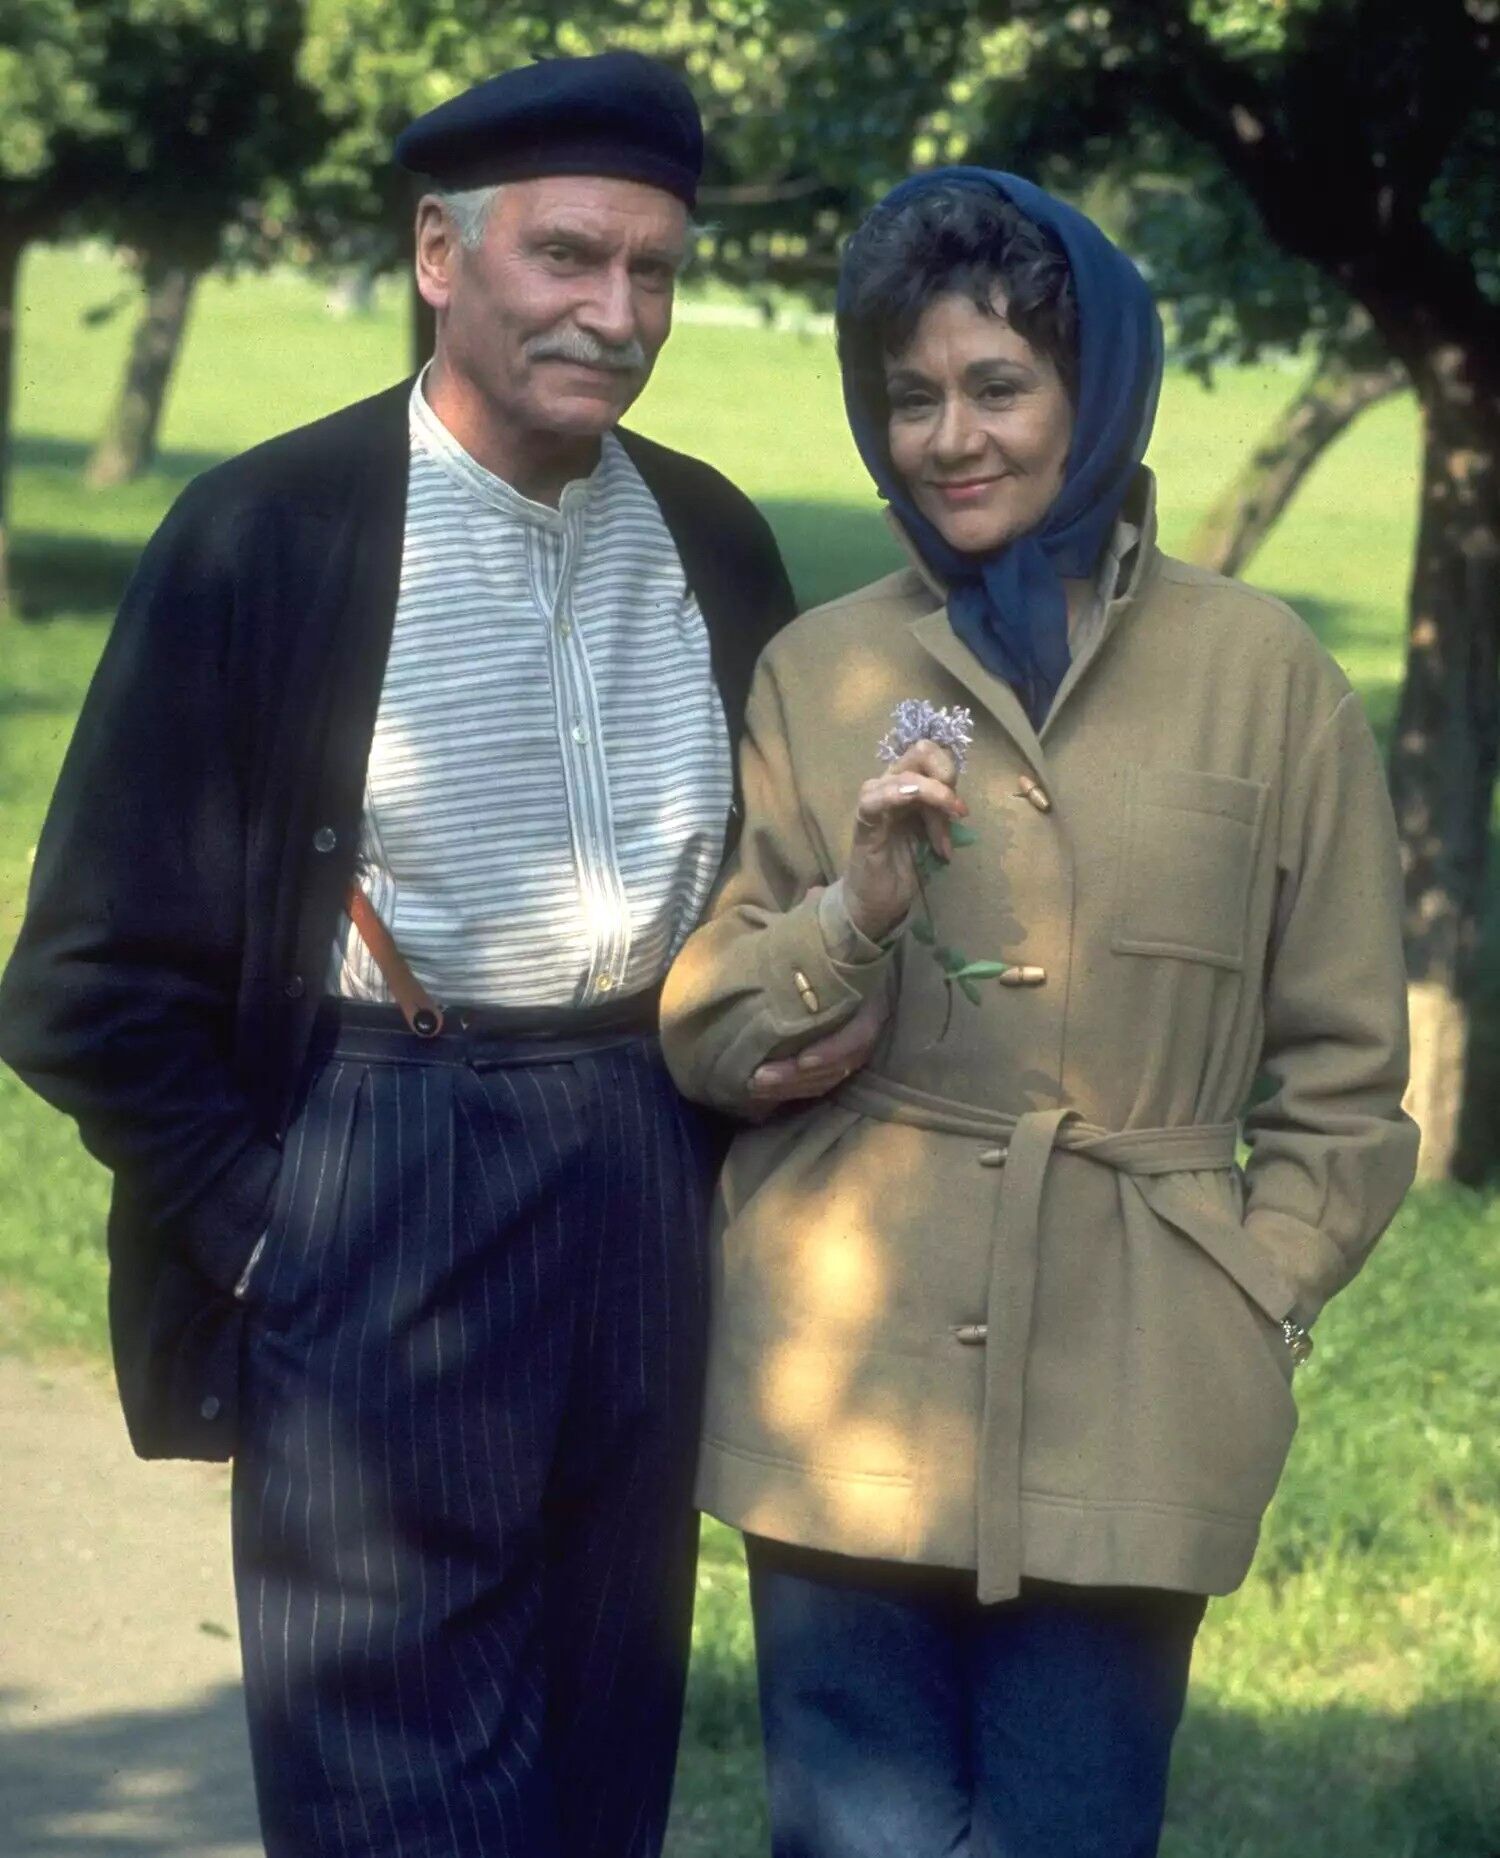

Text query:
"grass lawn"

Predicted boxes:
[[2, 246, 1496, 1857]]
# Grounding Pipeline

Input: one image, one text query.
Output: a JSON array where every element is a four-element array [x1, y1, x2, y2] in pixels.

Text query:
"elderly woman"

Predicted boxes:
[[660, 169, 1418, 1857]]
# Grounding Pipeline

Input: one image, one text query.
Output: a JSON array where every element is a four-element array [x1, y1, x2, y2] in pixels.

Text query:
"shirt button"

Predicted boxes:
[[559, 620, 573, 639], [571, 723, 590, 746], [596, 975, 615, 993], [312, 826, 338, 853], [283, 975, 305, 1000], [200, 1396, 221, 1421]]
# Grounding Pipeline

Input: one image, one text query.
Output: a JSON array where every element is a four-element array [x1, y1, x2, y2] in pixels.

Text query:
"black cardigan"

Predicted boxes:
[[0, 379, 796, 1460]]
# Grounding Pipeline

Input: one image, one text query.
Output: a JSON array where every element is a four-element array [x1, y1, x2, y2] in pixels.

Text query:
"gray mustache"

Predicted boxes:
[[525, 329, 646, 373]]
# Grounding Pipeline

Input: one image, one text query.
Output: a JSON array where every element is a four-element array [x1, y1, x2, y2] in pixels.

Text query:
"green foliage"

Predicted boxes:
[[281, 0, 856, 294], [692, 0, 1499, 380], [0, 3, 112, 228], [0, 2, 325, 256], [80, 3, 329, 272], [281, 0, 563, 269]]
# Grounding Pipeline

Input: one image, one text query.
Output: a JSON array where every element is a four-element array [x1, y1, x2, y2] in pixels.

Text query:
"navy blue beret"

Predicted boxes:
[[395, 51, 703, 208]]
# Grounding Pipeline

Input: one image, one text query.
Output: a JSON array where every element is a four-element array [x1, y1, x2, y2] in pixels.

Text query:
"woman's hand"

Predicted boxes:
[[748, 992, 890, 1103], [843, 739, 967, 943]]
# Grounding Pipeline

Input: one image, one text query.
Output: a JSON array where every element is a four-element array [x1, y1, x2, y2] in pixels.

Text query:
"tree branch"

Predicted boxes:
[[697, 175, 836, 208], [1100, 0, 1500, 365]]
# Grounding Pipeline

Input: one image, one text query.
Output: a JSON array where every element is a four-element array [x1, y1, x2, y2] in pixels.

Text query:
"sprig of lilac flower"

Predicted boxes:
[[878, 698, 1010, 1033], [877, 700, 975, 774]]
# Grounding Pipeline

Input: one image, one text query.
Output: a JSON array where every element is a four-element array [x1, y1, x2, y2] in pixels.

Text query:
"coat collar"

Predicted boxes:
[[902, 468, 1161, 772]]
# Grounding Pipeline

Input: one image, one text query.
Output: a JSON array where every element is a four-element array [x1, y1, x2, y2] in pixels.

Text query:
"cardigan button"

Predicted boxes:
[[312, 826, 338, 854], [978, 1146, 1008, 1168], [1017, 775, 1051, 812], [793, 970, 820, 1014], [953, 1323, 989, 1345], [997, 965, 1046, 988]]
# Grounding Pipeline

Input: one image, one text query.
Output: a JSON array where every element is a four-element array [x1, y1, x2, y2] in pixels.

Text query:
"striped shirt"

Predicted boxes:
[[328, 375, 733, 1008]]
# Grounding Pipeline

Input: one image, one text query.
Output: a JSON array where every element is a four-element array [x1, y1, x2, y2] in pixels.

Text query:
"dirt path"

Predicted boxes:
[[0, 1352, 262, 1856]]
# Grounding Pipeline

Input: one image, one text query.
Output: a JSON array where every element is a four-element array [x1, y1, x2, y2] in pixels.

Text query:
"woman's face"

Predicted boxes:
[[884, 290, 1073, 555]]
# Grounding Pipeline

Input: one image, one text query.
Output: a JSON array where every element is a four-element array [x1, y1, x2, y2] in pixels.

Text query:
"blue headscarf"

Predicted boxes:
[[837, 168, 1164, 727]]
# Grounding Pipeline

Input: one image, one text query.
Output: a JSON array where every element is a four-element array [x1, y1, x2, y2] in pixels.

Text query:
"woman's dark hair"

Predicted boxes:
[[838, 182, 1080, 410]]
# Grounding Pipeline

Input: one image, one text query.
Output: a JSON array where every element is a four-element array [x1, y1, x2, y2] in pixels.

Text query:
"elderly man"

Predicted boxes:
[[0, 51, 877, 1858]]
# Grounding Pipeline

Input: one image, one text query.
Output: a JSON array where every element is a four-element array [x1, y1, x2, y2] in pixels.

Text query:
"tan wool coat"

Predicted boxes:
[[660, 478, 1418, 1602]]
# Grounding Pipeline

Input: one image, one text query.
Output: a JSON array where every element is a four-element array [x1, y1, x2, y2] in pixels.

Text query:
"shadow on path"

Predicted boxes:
[[0, 1682, 260, 1857], [0, 1671, 1495, 1858]]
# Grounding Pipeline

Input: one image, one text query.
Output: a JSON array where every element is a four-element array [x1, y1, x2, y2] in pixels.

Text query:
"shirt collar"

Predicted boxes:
[[1068, 515, 1141, 661], [408, 363, 605, 524]]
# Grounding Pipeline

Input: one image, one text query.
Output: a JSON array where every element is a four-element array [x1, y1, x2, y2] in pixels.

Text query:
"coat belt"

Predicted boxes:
[[836, 1072, 1295, 1602]]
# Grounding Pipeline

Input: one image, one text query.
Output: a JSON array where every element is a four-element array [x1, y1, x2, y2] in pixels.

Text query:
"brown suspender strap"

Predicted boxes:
[[344, 883, 444, 1037]]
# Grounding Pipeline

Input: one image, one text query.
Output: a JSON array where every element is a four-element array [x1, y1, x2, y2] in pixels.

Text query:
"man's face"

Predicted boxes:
[[420, 175, 689, 445]]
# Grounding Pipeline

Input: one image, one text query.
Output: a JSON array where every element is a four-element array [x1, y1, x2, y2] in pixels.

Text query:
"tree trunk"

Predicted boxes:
[[0, 230, 23, 621], [328, 267, 377, 318], [85, 258, 198, 488], [1186, 346, 1408, 577], [1387, 352, 1500, 1179]]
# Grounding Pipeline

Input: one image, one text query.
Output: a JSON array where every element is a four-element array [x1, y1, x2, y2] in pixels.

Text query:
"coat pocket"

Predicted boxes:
[[1111, 766, 1269, 970], [246, 1061, 366, 1321], [1148, 1173, 1296, 1332], [1104, 1174, 1301, 1533]]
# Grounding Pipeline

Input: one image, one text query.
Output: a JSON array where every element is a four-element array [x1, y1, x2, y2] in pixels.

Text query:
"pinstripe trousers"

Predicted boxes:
[[232, 1007, 718, 1858]]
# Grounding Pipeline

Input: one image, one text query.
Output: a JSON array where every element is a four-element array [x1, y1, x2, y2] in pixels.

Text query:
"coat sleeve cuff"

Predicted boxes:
[[1241, 1206, 1350, 1326], [761, 892, 897, 1039], [169, 1138, 284, 1297], [816, 878, 908, 965]]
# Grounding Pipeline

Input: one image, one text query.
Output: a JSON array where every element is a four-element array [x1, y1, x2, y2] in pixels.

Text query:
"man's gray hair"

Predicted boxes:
[[436, 181, 703, 266], [437, 184, 502, 251]]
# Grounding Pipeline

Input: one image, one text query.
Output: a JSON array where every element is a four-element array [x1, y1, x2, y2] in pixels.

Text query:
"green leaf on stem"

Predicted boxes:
[[909, 915, 936, 945], [950, 960, 1010, 981], [956, 975, 983, 1006], [948, 821, 978, 847]]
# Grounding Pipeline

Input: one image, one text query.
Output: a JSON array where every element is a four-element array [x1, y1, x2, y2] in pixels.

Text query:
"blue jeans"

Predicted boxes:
[[746, 1538, 1206, 1858]]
